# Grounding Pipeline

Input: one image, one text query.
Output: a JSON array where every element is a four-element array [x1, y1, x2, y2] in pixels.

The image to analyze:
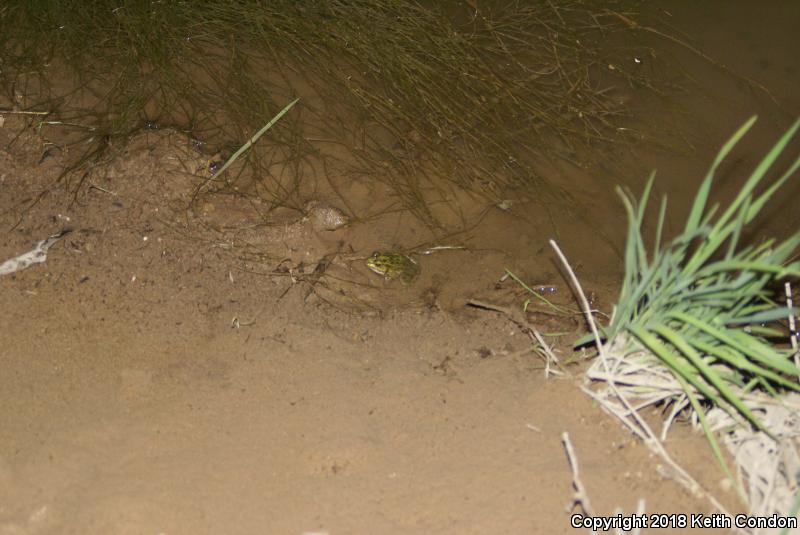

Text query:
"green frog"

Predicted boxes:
[[366, 251, 420, 283]]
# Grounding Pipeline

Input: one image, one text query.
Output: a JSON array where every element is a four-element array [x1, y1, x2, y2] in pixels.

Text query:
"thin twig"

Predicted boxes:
[[0, 109, 50, 116], [786, 282, 799, 377], [561, 432, 596, 517], [550, 240, 733, 518], [466, 298, 564, 377]]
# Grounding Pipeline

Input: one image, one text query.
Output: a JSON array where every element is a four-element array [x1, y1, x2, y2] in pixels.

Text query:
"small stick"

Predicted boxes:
[[466, 298, 564, 377], [0, 109, 50, 116], [550, 240, 732, 517], [549, 240, 606, 365], [89, 183, 118, 196], [631, 499, 646, 535], [561, 432, 596, 517], [786, 282, 799, 378]]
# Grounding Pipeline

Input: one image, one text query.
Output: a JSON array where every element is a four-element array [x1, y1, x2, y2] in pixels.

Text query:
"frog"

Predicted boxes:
[[365, 251, 420, 283]]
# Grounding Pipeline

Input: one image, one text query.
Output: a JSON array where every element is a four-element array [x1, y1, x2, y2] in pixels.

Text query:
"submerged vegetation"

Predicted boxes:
[[0, 0, 651, 222]]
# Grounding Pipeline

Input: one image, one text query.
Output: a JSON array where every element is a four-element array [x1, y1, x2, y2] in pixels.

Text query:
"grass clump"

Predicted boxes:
[[579, 117, 800, 511], [605, 116, 800, 432]]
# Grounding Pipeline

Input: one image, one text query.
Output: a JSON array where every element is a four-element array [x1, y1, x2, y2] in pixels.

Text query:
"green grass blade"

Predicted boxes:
[[689, 338, 800, 392], [745, 151, 800, 222], [684, 115, 757, 235], [696, 259, 800, 278], [212, 97, 300, 180], [673, 372, 748, 504], [724, 307, 799, 325], [654, 194, 667, 263], [724, 193, 750, 261], [670, 311, 800, 377], [653, 323, 769, 433], [684, 119, 800, 275], [629, 325, 740, 423], [713, 118, 800, 234], [504, 270, 576, 315]]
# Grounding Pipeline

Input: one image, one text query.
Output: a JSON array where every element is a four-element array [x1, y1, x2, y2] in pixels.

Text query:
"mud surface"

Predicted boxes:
[[1, 3, 798, 534]]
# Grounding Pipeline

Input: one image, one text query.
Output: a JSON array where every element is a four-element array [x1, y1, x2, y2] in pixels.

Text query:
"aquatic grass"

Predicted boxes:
[[505, 269, 578, 316], [197, 97, 300, 192], [0, 0, 658, 224]]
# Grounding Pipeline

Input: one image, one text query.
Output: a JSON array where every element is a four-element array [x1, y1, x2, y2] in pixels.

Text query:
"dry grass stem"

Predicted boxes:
[[550, 240, 733, 517], [466, 298, 564, 378], [561, 432, 596, 517], [786, 282, 799, 370], [561, 432, 647, 535]]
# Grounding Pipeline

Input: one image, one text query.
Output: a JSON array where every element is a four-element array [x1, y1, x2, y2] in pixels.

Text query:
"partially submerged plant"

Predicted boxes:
[[598, 116, 800, 433]]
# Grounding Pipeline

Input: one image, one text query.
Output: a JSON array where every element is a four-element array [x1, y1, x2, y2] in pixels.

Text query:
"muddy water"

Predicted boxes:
[[9, 2, 798, 310], [402, 0, 800, 314], [518, 0, 800, 297], [620, 3, 798, 201]]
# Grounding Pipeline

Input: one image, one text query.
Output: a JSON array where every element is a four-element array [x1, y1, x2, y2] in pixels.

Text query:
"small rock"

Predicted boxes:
[[305, 201, 349, 231]]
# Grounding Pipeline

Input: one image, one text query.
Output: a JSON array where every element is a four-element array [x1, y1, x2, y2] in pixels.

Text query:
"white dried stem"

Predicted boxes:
[[561, 432, 596, 517]]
